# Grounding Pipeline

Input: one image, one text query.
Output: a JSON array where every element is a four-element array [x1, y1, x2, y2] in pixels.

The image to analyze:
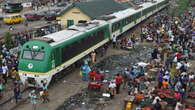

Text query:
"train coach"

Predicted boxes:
[[19, 20, 110, 87], [18, 0, 169, 87]]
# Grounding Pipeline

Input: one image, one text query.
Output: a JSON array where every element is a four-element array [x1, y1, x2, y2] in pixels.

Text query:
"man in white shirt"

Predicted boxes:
[[175, 101, 182, 110], [112, 35, 117, 48], [2, 64, 8, 84], [108, 81, 116, 96], [152, 96, 161, 105]]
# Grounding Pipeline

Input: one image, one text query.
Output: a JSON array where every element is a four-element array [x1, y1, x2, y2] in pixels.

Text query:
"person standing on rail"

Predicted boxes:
[[42, 83, 49, 103], [14, 83, 21, 103], [29, 90, 38, 110]]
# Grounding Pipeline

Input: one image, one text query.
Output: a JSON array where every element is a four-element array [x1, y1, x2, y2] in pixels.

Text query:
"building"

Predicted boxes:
[[59, 0, 133, 28]]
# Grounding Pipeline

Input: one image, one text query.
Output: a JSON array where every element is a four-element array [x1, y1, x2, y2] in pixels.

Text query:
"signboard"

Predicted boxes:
[[22, 2, 32, 8]]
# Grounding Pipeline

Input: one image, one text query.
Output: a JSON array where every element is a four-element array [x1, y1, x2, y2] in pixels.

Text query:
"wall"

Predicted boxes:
[[60, 7, 91, 28]]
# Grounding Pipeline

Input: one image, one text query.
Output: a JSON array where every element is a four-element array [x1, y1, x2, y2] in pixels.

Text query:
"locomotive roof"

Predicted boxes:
[[40, 20, 107, 46], [108, 0, 165, 23]]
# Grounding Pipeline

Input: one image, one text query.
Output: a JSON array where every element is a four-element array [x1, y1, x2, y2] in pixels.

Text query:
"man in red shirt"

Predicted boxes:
[[89, 70, 96, 81], [115, 74, 123, 94]]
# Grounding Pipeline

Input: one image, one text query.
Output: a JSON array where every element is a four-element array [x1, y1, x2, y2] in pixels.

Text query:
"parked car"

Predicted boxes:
[[24, 13, 43, 21], [3, 13, 24, 24], [44, 13, 57, 21]]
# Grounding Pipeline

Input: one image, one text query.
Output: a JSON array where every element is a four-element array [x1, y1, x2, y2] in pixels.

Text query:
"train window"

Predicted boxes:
[[122, 20, 125, 25], [128, 16, 132, 23], [22, 50, 32, 60], [125, 19, 128, 25], [33, 51, 45, 60], [22, 50, 45, 60], [61, 29, 105, 62], [112, 25, 115, 32], [112, 23, 118, 32]]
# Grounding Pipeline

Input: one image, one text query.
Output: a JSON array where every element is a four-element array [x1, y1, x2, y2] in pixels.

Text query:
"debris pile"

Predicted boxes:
[[95, 45, 153, 75], [57, 89, 109, 110]]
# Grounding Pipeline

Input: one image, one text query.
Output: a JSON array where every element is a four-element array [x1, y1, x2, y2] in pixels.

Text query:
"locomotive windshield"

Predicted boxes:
[[22, 50, 45, 60]]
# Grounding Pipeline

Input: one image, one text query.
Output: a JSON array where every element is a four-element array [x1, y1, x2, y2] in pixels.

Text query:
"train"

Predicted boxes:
[[18, 0, 169, 87]]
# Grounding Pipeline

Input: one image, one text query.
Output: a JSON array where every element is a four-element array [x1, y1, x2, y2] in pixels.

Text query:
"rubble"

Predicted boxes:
[[94, 45, 154, 75], [57, 89, 110, 110]]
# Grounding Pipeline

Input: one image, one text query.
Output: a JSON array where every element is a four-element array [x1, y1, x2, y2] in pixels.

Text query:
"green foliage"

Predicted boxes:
[[174, 0, 191, 16], [4, 32, 13, 49]]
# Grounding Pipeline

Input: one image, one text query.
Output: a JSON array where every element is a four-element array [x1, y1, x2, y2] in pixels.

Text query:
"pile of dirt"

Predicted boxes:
[[94, 45, 154, 75]]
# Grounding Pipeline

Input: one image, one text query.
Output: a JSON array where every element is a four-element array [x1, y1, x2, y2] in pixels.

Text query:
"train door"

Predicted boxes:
[[120, 22, 123, 33], [53, 48, 61, 67]]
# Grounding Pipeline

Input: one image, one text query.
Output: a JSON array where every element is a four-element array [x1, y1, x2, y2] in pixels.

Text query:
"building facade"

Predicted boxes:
[[60, 7, 91, 28], [59, 0, 132, 28]]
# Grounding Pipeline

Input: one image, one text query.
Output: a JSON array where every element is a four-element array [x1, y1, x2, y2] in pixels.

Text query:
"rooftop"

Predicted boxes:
[[59, 0, 133, 19], [39, 20, 107, 46]]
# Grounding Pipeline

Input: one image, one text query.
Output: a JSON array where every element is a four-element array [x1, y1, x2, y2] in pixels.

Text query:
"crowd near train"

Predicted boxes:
[[18, 0, 169, 87]]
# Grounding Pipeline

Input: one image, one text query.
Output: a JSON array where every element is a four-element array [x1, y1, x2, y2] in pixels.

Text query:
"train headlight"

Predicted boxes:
[[34, 75, 39, 77]]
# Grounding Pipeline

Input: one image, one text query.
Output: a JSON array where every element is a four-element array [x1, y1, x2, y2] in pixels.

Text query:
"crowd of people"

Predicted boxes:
[[0, 23, 60, 104], [79, 9, 195, 110], [0, 3, 194, 110], [11, 23, 61, 48]]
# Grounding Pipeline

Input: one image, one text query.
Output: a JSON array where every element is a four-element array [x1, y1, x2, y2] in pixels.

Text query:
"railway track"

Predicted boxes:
[[0, 87, 35, 110], [0, 7, 169, 110]]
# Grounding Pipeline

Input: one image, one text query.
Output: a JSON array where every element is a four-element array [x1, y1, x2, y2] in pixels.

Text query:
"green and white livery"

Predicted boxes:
[[18, 0, 169, 87]]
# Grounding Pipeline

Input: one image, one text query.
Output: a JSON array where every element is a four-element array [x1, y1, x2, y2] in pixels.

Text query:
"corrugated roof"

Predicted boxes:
[[60, 0, 132, 19]]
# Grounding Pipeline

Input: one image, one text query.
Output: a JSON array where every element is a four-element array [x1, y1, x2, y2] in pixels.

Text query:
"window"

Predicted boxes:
[[61, 29, 105, 62], [23, 50, 32, 59], [33, 51, 44, 60], [112, 21, 121, 32], [22, 50, 45, 60]]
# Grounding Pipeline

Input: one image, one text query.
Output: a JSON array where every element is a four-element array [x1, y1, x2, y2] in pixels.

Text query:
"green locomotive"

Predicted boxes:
[[18, 0, 169, 87]]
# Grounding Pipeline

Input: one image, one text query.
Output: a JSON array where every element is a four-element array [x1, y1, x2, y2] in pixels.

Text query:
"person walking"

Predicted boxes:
[[115, 74, 122, 94], [42, 83, 49, 103], [108, 81, 116, 98], [122, 68, 130, 89], [2, 63, 8, 84], [154, 99, 162, 110], [24, 20, 28, 27], [29, 90, 38, 110], [14, 84, 20, 103]]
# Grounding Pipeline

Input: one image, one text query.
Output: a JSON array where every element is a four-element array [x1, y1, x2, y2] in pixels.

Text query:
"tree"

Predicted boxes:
[[174, 0, 191, 16], [4, 32, 13, 49]]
